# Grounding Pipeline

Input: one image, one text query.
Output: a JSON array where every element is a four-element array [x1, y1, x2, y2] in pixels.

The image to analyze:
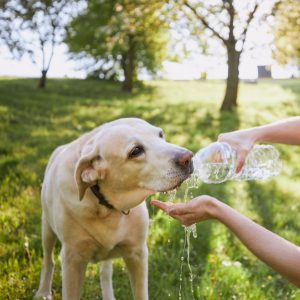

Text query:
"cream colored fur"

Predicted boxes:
[[36, 118, 193, 300]]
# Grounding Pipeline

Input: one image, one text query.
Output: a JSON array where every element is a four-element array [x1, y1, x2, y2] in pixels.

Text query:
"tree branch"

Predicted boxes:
[[183, 0, 227, 45], [223, 0, 236, 49], [46, 16, 58, 72], [40, 38, 46, 71], [240, 2, 260, 51]]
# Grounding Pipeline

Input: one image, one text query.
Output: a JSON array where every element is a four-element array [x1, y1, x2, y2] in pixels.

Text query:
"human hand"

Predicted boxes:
[[218, 129, 257, 173], [150, 195, 218, 226]]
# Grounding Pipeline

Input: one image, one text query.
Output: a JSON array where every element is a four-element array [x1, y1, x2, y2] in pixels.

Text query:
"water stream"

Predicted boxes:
[[166, 175, 198, 300]]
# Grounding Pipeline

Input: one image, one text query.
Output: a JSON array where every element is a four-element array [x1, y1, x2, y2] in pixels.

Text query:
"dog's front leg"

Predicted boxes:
[[61, 246, 88, 300], [123, 244, 148, 300], [100, 260, 116, 300]]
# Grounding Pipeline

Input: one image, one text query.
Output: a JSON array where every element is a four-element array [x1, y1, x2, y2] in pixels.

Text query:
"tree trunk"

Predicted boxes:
[[122, 35, 135, 92], [38, 70, 47, 89], [221, 46, 240, 111]]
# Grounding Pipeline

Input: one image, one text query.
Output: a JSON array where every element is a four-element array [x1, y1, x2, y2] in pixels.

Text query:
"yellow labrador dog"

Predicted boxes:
[[36, 118, 193, 300]]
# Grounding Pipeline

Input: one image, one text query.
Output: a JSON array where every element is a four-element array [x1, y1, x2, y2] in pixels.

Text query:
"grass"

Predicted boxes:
[[0, 78, 300, 299]]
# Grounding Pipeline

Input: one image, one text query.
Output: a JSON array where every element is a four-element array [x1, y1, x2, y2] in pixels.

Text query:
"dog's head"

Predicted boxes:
[[75, 118, 193, 211]]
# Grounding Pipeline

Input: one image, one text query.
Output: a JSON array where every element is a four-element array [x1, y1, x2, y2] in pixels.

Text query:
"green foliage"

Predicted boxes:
[[66, 0, 169, 81], [0, 78, 300, 299], [273, 0, 300, 65]]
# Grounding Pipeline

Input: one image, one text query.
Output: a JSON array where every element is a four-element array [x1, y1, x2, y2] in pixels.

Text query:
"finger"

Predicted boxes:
[[236, 150, 247, 173], [150, 200, 173, 212]]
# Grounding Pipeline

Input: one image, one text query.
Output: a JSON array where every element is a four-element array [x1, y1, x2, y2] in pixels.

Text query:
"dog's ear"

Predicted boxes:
[[74, 144, 107, 200]]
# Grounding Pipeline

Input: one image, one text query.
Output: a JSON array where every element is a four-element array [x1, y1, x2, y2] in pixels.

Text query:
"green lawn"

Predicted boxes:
[[0, 78, 299, 299]]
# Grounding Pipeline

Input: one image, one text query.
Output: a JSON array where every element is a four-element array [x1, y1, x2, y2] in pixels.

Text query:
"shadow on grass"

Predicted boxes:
[[218, 108, 240, 133], [247, 180, 300, 233], [247, 181, 276, 229], [0, 78, 159, 176], [245, 180, 300, 295]]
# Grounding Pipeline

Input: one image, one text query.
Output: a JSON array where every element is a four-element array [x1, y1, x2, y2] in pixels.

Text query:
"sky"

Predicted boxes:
[[1, 42, 295, 80], [0, 1, 297, 81], [0, 44, 86, 79]]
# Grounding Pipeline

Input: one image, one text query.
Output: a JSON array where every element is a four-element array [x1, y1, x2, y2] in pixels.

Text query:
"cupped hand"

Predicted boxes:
[[150, 195, 217, 226]]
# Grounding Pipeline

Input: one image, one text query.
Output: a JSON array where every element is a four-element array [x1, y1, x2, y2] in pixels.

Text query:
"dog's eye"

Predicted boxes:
[[159, 131, 164, 138], [128, 145, 145, 158]]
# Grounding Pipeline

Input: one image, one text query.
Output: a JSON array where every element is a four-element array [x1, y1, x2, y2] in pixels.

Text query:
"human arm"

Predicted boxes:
[[151, 196, 300, 287], [218, 116, 300, 172]]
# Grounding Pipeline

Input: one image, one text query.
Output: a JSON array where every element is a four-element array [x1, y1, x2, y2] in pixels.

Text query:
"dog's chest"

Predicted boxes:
[[89, 242, 124, 262], [78, 216, 133, 260]]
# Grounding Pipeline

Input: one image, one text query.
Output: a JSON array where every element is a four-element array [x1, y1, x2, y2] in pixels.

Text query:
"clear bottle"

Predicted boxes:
[[192, 142, 281, 184]]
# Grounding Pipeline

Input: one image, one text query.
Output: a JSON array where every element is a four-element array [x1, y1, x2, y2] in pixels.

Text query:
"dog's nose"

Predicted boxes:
[[175, 150, 193, 169]]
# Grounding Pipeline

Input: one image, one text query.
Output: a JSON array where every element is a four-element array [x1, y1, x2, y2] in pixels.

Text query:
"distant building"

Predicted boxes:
[[257, 65, 272, 78]]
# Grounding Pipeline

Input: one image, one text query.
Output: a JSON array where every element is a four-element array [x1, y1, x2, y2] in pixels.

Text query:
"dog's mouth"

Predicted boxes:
[[166, 180, 185, 192], [140, 160, 194, 194], [169, 173, 192, 191], [158, 165, 194, 193]]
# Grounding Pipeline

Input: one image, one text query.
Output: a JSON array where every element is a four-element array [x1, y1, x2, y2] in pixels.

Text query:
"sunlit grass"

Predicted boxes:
[[0, 78, 299, 299]]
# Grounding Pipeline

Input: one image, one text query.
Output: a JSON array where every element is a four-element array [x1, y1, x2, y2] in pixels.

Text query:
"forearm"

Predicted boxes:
[[210, 199, 300, 287], [248, 117, 300, 145]]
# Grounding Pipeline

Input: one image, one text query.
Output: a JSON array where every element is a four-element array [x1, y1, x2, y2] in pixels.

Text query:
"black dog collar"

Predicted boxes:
[[90, 184, 114, 209], [90, 185, 130, 215]]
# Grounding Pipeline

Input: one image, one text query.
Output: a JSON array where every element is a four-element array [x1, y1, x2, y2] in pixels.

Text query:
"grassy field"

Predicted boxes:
[[0, 78, 299, 300]]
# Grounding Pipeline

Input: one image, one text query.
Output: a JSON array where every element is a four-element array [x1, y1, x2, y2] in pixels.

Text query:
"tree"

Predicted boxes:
[[0, 3, 23, 57], [66, 0, 169, 92], [273, 0, 300, 66], [1, 0, 77, 88], [178, 0, 269, 111]]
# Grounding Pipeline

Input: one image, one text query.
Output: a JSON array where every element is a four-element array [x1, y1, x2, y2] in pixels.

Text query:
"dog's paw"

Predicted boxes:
[[34, 292, 53, 300]]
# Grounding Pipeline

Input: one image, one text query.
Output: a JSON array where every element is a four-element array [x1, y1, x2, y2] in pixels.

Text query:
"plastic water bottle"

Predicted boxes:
[[192, 142, 281, 184]]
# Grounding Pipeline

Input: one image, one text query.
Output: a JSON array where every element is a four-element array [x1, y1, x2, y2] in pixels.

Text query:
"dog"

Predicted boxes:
[[36, 118, 193, 300]]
